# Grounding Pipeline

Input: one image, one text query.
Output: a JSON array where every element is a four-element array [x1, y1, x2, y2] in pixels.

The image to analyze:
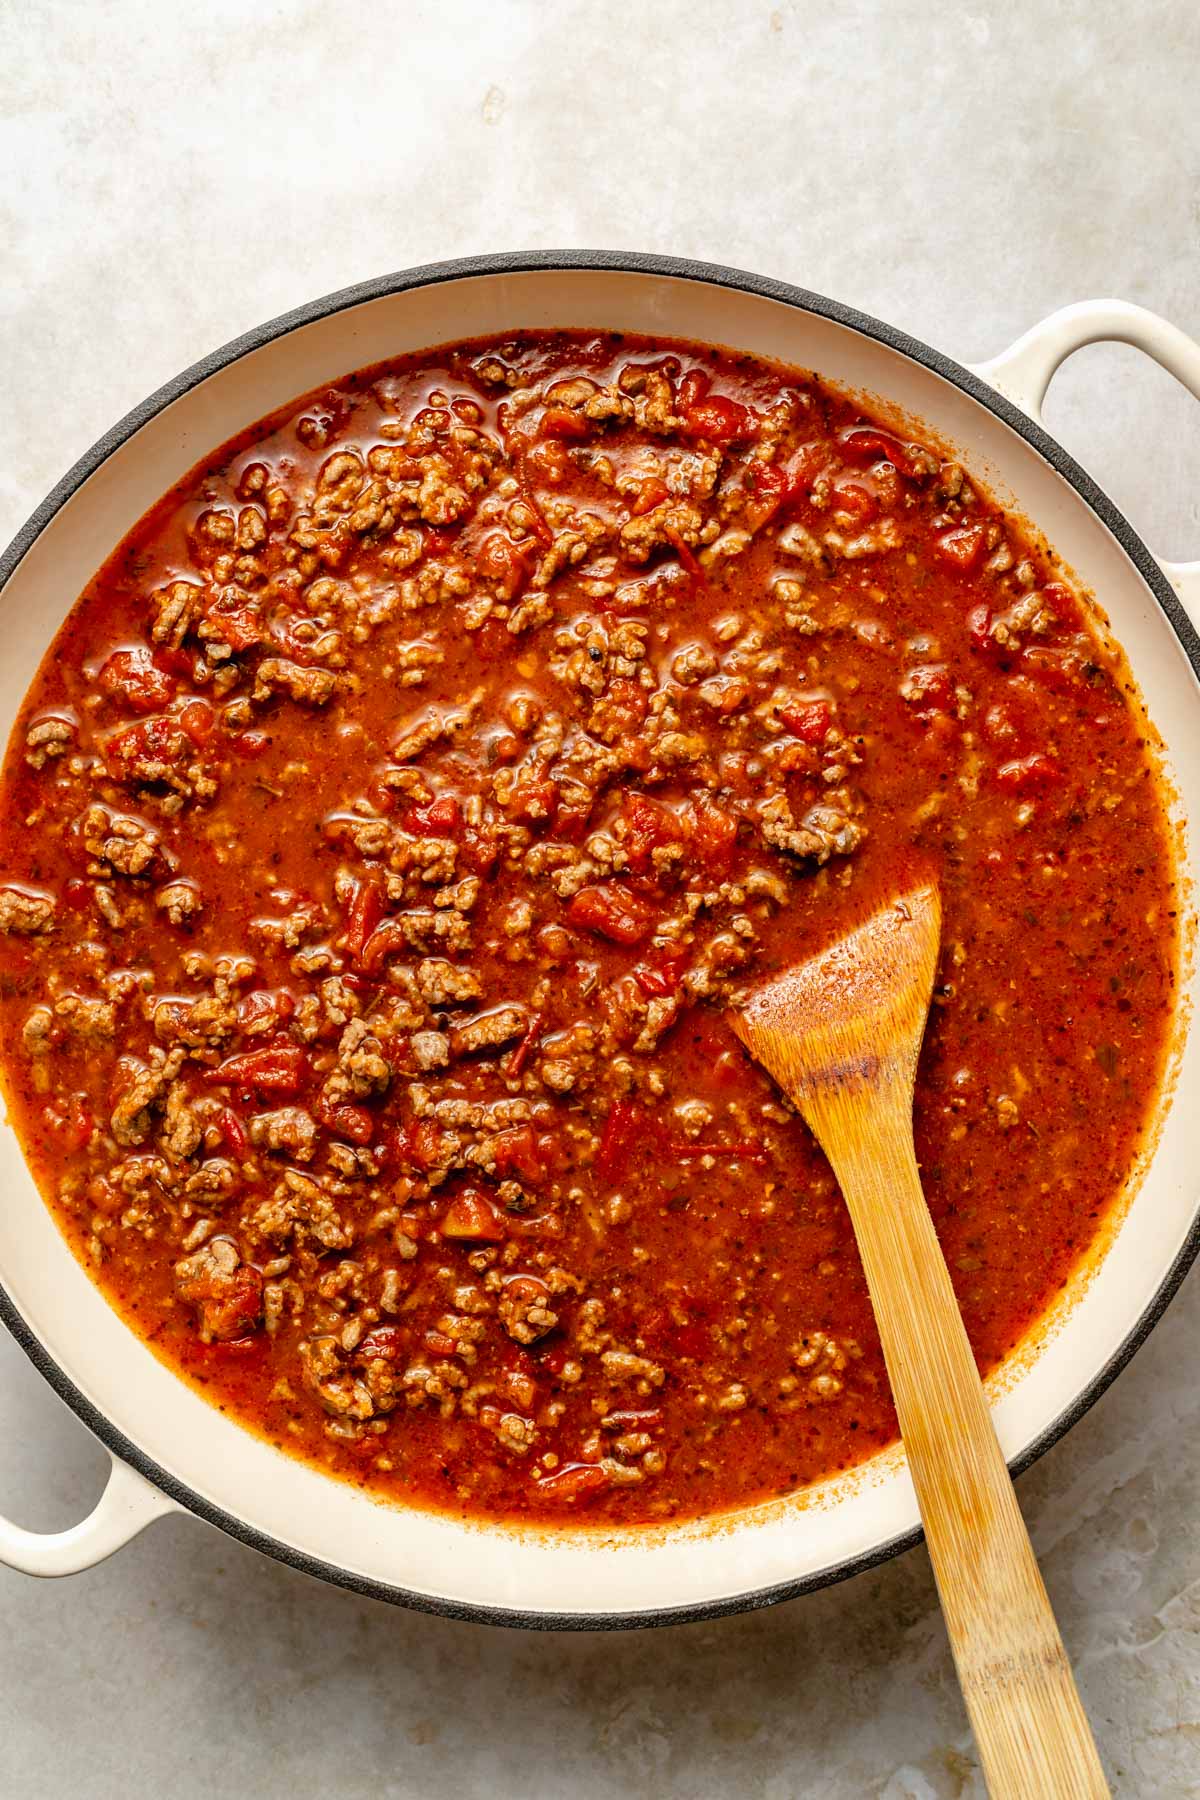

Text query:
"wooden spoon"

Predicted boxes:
[[732, 885, 1109, 1799]]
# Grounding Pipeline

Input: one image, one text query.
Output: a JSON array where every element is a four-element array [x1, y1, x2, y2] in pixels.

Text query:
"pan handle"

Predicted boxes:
[[968, 300, 1200, 626], [0, 1452, 176, 1576]]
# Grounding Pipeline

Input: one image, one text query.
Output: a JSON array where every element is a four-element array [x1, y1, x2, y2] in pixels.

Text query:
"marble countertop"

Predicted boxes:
[[2, 3, 1198, 1793]]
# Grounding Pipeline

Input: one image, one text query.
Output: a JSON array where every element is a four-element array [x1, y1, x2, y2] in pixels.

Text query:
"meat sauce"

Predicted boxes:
[[0, 331, 1177, 1524]]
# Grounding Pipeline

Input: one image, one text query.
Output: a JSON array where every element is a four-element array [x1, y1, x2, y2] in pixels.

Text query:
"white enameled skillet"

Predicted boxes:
[[2, 252, 1199, 1627]]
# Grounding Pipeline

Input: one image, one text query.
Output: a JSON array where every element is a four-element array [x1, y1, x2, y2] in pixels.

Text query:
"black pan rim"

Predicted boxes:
[[2, 246, 1198, 1632]]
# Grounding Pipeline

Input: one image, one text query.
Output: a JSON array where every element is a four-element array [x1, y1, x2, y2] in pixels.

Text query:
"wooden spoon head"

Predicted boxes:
[[731, 885, 942, 1115]]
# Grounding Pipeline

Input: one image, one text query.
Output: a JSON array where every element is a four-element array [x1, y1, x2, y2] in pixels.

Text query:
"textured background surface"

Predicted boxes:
[[2, 2, 1198, 1793]]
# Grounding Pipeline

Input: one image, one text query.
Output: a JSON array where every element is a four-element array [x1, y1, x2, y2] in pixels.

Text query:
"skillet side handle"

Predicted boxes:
[[968, 300, 1200, 627], [0, 1453, 176, 1576]]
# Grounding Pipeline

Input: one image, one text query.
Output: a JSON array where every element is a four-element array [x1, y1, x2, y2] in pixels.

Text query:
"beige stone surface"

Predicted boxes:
[[1, 2, 1198, 1793]]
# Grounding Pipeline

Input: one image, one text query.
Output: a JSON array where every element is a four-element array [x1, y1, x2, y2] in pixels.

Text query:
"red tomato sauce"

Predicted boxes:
[[0, 331, 1177, 1525]]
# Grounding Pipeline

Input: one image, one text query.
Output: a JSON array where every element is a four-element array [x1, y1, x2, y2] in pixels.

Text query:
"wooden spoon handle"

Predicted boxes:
[[817, 1087, 1109, 1799]]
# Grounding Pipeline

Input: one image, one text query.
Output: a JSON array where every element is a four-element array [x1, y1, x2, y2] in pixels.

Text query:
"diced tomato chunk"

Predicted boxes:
[[683, 395, 756, 444], [538, 406, 590, 440], [99, 647, 173, 713], [405, 795, 463, 837], [179, 699, 215, 747], [514, 468, 555, 546], [235, 988, 293, 1036], [392, 1118, 443, 1172], [502, 1275, 552, 1324], [103, 713, 186, 781], [778, 698, 833, 743], [441, 1189, 507, 1242], [934, 524, 987, 575], [676, 369, 709, 410], [204, 603, 264, 652], [603, 678, 648, 729], [1040, 580, 1083, 629], [901, 664, 955, 712], [770, 444, 834, 507], [231, 730, 269, 759], [490, 1124, 546, 1187], [689, 797, 738, 874], [476, 532, 530, 595], [995, 752, 1062, 794], [838, 425, 929, 482], [314, 1095, 375, 1144], [177, 1255, 263, 1344], [632, 946, 689, 998], [207, 1264, 264, 1343], [748, 461, 791, 517], [341, 876, 385, 962], [830, 477, 878, 525], [365, 775, 401, 816], [596, 1098, 641, 1182], [666, 527, 705, 581], [501, 775, 559, 827], [524, 437, 570, 484], [629, 476, 670, 516], [498, 1366, 538, 1409], [534, 1462, 612, 1503], [503, 1013, 545, 1079], [359, 918, 409, 973], [207, 1042, 305, 1093], [622, 792, 688, 872], [219, 1108, 248, 1156], [568, 882, 655, 947], [153, 646, 193, 680], [423, 524, 460, 558]]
